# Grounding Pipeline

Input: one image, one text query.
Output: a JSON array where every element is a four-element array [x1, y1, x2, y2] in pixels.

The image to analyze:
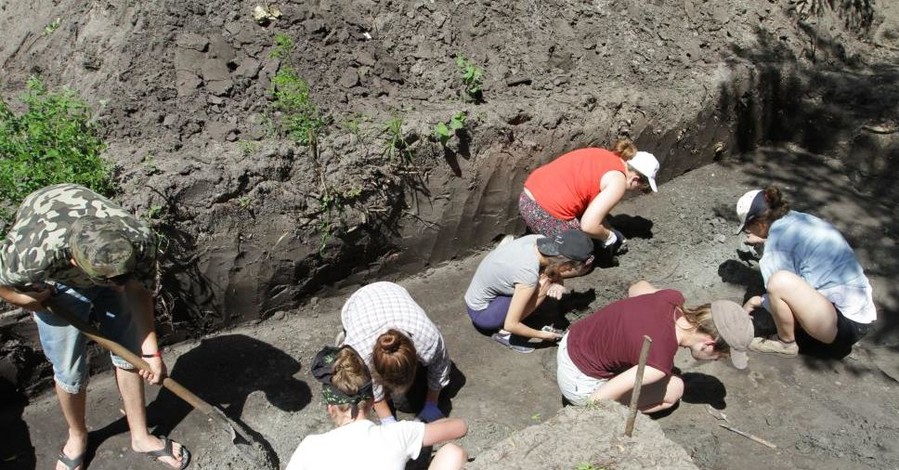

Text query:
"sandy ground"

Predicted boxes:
[[6, 149, 898, 470]]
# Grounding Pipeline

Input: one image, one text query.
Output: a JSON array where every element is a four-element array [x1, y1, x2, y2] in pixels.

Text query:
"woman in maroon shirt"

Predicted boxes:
[[556, 281, 753, 413]]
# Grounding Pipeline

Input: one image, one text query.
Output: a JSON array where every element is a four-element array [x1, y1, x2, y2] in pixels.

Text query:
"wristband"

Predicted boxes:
[[141, 351, 162, 358]]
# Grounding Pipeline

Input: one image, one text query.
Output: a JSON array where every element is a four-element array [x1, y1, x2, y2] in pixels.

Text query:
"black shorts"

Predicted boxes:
[[795, 307, 872, 359]]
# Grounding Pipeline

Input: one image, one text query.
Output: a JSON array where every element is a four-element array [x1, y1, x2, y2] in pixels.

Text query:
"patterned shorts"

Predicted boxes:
[[518, 191, 580, 238]]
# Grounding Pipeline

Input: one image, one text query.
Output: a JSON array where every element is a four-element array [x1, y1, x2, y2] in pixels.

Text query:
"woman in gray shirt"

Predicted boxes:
[[464, 230, 593, 353]]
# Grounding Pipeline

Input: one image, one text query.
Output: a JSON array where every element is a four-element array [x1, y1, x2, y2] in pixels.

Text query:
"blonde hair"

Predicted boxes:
[[371, 329, 417, 394], [331, 347, 373, 411], [679, 304, 730, 354]]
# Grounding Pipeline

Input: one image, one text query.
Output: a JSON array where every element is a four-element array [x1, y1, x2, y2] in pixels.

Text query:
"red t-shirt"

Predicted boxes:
[[523, 148, 626, 220], [566, 289, 684, 379]]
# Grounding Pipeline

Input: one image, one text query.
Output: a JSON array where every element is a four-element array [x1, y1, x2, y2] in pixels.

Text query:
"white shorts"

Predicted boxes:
[[556, 333, 608, 406]]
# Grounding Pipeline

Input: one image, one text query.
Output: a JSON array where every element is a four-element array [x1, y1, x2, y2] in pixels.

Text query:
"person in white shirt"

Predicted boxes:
[[285, 345, 468, 470]]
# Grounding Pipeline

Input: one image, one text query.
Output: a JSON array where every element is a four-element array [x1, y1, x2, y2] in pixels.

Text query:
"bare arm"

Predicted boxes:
[[124, 280, 166, 384], [0, 284, 53, 311], [579, 171, 627, 239], [503, 283, 556, 340], [422, 417, 468, 447], [589, 365, 666, 403], [628, 280, 659, 298]]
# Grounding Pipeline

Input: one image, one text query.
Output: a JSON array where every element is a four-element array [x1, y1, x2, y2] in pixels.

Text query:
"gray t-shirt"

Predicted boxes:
[[464, 234, 542, 311]]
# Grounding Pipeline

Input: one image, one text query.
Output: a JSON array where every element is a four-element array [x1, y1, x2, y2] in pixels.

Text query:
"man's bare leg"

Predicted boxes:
[[116, 368, 185, 469], [56, 385, 88, 470]]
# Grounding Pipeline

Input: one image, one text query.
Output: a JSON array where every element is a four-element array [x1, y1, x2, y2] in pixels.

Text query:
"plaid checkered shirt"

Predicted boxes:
[[341, 281, 451, 402]]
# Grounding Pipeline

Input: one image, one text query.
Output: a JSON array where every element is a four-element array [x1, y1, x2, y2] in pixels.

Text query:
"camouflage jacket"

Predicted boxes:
[[0, 184, 158, 290]]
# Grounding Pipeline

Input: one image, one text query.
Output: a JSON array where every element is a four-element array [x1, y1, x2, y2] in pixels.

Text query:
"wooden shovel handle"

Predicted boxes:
[[46, 305, 215, 415]]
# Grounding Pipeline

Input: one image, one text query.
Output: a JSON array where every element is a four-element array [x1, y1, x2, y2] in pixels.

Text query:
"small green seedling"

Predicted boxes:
[[381, 116, 411, 163], [270, 33, 294, 59], [43, 18, 61, 35], [455, 54, 484, 102], [433, 112, 467, 147]]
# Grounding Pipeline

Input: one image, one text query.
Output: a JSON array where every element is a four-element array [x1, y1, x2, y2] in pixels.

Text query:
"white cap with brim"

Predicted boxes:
[[711, 300, 755, 369], [734, 189, 766, 235], [629, 151, 660, 192]]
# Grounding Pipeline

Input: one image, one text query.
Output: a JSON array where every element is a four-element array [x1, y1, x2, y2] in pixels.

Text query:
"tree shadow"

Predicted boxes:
[[0, 378, 34, 470]]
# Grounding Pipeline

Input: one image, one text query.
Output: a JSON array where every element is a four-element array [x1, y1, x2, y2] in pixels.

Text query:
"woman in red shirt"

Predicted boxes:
[[520, 140, 659, 253]]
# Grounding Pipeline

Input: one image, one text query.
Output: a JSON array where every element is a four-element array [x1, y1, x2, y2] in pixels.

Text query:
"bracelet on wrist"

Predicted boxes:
[[141, 351, 162, 358]]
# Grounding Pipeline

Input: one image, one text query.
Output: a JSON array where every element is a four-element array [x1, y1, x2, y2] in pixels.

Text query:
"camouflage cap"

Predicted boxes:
[[69, 216, 137, 280]]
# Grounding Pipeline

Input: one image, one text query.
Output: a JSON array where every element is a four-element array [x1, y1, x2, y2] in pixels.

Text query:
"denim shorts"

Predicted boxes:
[[34, 283, 140, 394], [556, 333, 608, 406]]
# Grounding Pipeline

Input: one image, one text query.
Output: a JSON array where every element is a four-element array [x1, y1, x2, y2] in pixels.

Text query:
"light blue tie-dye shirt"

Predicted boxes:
[[760, 210, 873, 319]]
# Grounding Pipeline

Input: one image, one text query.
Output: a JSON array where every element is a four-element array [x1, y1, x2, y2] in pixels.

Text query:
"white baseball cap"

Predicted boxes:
[[734, 189, 766, 235], [628, 151, 659, 192]]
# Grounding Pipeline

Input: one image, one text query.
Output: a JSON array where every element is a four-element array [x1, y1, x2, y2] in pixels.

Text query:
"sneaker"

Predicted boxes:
[[749, 335, 798, 356], [491, 332, 535, 353]]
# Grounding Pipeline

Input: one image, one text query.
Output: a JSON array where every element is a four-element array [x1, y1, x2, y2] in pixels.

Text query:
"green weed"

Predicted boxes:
[[271, 66, 324, 146], [433, 111, 467, 147], [43, 18, 61, 35], [381, 115, 412, 164], [343, 114, 372, 145], [270, 33, 294, 59], [455, 54, 484, 102], [0, 76, 113, 223], [237, 195, 252, 209], [237, 140, 259, 156], [144, 204, 165, 221]]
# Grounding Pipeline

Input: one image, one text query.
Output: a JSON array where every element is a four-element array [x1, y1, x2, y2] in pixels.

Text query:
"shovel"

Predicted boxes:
[[46, 303, 278, 470]]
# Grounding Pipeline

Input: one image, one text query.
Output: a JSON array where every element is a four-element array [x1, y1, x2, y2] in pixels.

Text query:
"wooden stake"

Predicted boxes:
[[719, 423, 778, 449], [624, 335, 653, 437]]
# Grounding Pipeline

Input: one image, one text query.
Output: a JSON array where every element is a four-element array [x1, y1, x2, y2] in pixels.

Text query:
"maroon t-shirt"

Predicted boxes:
[[567, 289, 684, 379]]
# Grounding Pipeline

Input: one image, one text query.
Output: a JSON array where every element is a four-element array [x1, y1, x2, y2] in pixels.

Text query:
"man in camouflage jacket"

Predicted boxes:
[[0, 184, 189, 470]]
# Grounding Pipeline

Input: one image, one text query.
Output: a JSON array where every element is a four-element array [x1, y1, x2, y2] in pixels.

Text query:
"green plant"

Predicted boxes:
[[433, 111, 467, 147], [43, 17, 61, 35], [455, 54, 484, 102], [381, 116, 412, 164], [270, 33, 294, 59], [237, 140, 259, 156], [530, 413, 542, 423], [0, 76, 113, 223], [144, 204, 165, 221], [343, 114, 372, 145], [236, 195, 252, 209], [271, 66, 324, 146]]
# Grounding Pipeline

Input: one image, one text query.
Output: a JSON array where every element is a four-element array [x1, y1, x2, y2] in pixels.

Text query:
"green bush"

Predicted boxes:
[[0, 77, 113, 221], [271, 66, 324, 146]]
